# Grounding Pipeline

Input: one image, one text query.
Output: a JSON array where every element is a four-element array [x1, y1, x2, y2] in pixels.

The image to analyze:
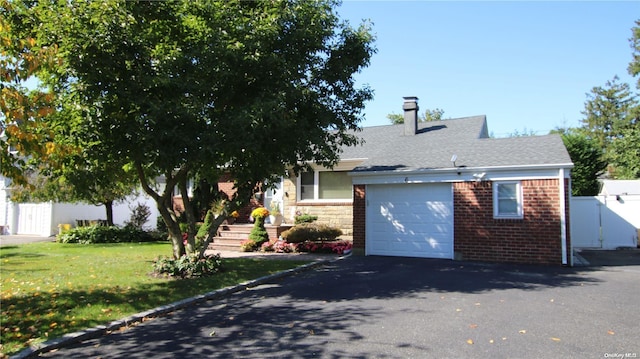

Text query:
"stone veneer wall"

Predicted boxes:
[[282, 177, 353, 237]]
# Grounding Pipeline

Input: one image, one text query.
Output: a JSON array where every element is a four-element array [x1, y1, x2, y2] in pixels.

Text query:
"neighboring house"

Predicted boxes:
[[0, 174, 160, 236], [283, 97, 574, 265], [571, 179, 640, 249]]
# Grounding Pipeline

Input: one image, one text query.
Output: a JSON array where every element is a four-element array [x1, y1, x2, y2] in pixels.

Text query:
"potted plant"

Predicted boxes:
[[269, 202, 283, 226]]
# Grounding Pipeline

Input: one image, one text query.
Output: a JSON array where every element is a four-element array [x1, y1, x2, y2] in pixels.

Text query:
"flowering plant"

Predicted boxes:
[[250, 207, 270, 219], [298, 240, 352, 255], [230, 211, 239, 218], [240, 240, 260, 252], [261, 238, 297, 253]]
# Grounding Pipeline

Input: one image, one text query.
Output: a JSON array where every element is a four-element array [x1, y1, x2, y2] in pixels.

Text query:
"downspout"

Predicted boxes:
[[559, 168, 568, 266]]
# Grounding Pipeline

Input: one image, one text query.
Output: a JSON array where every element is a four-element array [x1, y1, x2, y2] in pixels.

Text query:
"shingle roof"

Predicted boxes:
[[342, 116, 573, 172]]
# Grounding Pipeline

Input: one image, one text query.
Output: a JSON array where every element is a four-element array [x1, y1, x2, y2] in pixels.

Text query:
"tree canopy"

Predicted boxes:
[[3, 0, 375, 258], [556, 129, 606, 196]]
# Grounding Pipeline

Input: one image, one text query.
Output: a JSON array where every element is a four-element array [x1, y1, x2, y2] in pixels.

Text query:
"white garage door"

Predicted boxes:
[[366, 183, 453, 259]]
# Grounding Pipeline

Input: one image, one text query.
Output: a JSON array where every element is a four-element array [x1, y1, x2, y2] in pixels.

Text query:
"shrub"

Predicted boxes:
[[297, 240, 352, 255], [195, 210, 215, 249], [240, 240, 260, 252], [152, 253, 223, 278], [125, 202, 151, 230], [294, 214, 318, 224], [248, 214, 269, 246], [56, 225, 155, 244], [281, 223, 342, 243], [156, 216, 167, 233]]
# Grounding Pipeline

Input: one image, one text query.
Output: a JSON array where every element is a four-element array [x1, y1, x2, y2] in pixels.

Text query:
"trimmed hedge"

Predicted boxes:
[[56, 225, 158, 244], [294, 214, 318, 224], [281, 223, 342, 243]]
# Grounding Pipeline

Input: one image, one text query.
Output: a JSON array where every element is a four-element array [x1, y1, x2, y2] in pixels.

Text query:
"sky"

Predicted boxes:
[[335, 1, 640, 137]]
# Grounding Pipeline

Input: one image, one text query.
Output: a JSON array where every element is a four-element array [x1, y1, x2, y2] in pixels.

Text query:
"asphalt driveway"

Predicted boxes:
[[29, 255, 639, 359]]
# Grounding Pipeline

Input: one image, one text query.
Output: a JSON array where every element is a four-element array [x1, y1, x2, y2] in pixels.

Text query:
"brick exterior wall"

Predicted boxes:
[[172, 172, 261, 223], [454, 179, 569, 265], [352, 185, 366, 251], [351, 180, 570, 265]]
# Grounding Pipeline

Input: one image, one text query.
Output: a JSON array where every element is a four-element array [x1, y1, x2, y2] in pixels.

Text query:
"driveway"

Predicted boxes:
[[31, 256, 639, 359], [0, 235, 55, 247]]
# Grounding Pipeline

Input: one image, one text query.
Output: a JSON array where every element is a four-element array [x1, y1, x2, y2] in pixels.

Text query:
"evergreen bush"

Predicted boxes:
[[281, 223, 342, 243]]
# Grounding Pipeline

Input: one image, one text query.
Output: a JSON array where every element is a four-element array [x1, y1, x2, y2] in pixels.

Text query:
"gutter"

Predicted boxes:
[[350, 163, 575, 177], [559, 168, 569, 266]]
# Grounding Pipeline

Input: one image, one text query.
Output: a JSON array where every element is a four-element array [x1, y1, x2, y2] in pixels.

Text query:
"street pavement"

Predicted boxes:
[[23, 255, 639, 359]]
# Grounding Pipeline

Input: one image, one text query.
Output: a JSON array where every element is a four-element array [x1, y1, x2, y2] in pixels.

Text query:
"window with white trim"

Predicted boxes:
[[298, 170, 352, 201], [493, 181, 523, 218]]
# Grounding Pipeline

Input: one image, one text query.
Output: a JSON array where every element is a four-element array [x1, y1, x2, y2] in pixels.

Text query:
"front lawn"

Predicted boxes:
[[0, 242, 309, 357]]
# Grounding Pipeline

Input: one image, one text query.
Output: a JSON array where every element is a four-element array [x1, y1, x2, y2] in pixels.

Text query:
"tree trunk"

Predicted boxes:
[[178, 178, 197, 255], [158, 206, 185, 259], [104, 200, 114, 226], [198, 213, 227, 259], [134, 163, 186, 259]]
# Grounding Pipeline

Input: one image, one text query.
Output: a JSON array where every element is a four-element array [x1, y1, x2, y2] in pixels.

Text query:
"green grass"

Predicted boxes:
[[0, 242, 309, 356]]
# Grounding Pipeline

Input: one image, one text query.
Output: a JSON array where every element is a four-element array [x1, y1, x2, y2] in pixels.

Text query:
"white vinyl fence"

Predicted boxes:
[[571, 195, 640, 249], [2, 193, 160, 237]]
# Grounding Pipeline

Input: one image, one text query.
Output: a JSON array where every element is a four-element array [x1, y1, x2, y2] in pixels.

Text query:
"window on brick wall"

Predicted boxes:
[[493, 181, 523, 218], [298, 170, 352, 202]]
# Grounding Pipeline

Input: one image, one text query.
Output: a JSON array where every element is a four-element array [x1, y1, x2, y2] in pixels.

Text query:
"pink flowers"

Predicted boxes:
[[259, 238, 353, 255], [261, 239, 296, 253], [297, 240, 352, 255]]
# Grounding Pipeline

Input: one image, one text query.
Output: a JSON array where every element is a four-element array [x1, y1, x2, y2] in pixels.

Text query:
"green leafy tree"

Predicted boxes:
[[557, 129, 607, 196], [8, 0, 375, 258], [580, 76, 636, 163], [573, 20, 640, 180], [611, 19, 640, 179], [628, 20, 640, 89], [0, 1, 59, 187], [608, 126, 640, 179]]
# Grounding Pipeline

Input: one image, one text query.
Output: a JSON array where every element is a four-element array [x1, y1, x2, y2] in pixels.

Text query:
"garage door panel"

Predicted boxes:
[[367, 183, 453, 259]]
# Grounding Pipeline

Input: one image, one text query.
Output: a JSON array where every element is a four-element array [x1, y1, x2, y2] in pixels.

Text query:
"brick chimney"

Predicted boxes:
[[403, 96, 419, 136]]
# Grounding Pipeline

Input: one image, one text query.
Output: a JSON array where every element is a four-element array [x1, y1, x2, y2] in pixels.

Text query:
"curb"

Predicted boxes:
[[12, 253, 351, 359]]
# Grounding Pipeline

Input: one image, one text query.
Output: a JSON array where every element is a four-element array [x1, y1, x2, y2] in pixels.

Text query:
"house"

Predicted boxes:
[[281, 97, 574, 265], [0, 175, 160, 236]]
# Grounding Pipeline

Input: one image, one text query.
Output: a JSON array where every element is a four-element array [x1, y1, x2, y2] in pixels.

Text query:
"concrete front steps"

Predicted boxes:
[[207, 224, 294, 252]]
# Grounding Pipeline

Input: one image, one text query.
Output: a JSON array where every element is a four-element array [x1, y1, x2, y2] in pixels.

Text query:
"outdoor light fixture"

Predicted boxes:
[[473, 172, 486, 181]]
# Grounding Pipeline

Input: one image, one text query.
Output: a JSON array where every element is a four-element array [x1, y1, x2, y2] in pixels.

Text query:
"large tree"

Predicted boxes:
[[580, 76, 635, 155], [558, 129, 607, 196], [6, 0, 375, 258], [0, 3, 58, 187]]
